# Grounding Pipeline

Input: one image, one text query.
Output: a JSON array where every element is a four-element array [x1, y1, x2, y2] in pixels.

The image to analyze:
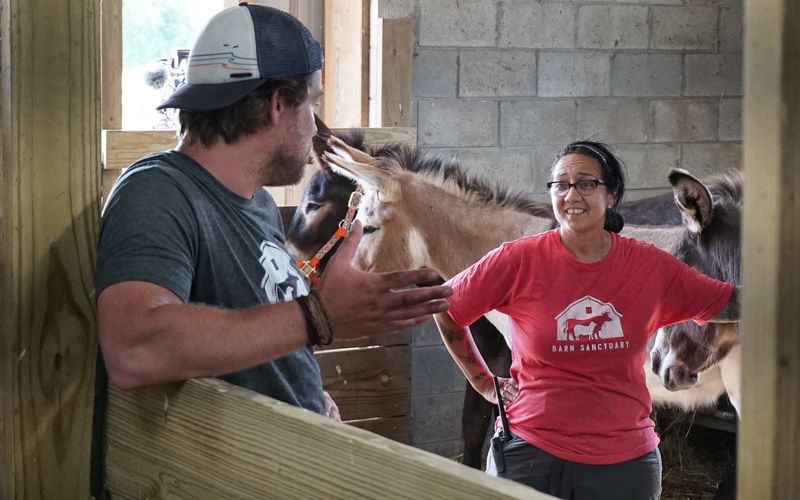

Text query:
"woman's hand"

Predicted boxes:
[[475, 375, 518, 406], [323, 391, 341, 421]]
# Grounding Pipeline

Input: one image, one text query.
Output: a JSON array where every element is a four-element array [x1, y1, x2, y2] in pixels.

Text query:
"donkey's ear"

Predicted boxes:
[[312, 114, 332, 160], [669, 168, 713, 233], [322, 151, 391, 192]]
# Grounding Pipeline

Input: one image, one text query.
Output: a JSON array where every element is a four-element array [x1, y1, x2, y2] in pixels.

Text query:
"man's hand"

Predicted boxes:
[[316, 221, 451, 339]]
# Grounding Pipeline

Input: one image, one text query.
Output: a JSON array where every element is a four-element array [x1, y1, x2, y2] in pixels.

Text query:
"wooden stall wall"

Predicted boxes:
[[0, 0, 101, 498]]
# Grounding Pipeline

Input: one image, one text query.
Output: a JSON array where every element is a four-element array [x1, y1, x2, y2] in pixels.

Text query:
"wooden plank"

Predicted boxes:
[[323, 0, 363, 127], [739, 1, 800, 499], [361, 0, 371, 126], [0, 1, 101, 498], [103, 127, 416, 208], [100, 0, 123, 204], [105, 378, 544, 499], [316, 345, 410, 420], [101, 0, 122, 130], [102, 129, 177, 170], [103, 127, 416, 171], [381, 18, 413, 127], [347, 416, 411, 444], [321, 329, 411, 349]]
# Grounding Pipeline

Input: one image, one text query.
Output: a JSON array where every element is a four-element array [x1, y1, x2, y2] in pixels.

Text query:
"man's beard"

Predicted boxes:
[[262, 142, 309, 187]]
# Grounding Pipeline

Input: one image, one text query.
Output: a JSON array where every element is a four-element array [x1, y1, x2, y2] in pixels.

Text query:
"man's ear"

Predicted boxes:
[[267, 89, 284, 125]]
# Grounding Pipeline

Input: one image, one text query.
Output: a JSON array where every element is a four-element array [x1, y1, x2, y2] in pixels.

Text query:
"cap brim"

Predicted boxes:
[[156, 79, 266, 111]]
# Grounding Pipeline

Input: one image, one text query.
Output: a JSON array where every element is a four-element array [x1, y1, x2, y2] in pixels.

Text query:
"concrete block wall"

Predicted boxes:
[[379, 0, 743, 461]]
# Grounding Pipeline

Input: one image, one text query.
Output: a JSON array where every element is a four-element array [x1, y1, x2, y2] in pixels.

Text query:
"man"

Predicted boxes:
[[95, 3, 450, 418]]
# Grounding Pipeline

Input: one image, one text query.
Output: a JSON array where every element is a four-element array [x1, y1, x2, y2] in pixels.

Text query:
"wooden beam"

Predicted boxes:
[[0, 0, 101, 498], [103, 127, 417, 207], [361, 0, 371, 126], [102, 128, 417, 171], [105, 378, 546, 499], [323, 0, 363, 127], [100, 0, 123, 202], [381, 18, 413, 127], [101, 0, 122, 130], [740, 1, 800, 498]]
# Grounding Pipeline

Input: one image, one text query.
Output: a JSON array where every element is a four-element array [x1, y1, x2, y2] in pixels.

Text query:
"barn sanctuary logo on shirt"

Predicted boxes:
[[552, 295, 630, 353], [258, 240, 309, 303]]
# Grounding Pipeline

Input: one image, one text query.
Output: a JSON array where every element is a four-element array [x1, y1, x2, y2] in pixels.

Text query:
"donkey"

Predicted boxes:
[[649, 169, 743, 415], [288, 130, 738, 467]]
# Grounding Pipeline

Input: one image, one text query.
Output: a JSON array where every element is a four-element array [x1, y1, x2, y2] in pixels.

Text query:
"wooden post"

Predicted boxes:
[[323, 0, 363, 127], [101, 0, 123, 202], [739, 1, 800, 498], [381, 18, 413, 127], [0, 0, 101, 498]]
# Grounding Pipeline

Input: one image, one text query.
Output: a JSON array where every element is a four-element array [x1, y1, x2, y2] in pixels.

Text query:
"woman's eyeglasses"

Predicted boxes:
[[546, 179, 606, 196]]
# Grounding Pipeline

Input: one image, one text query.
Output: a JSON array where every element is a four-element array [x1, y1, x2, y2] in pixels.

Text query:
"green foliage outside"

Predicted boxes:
[[123, 0, 222, 68]]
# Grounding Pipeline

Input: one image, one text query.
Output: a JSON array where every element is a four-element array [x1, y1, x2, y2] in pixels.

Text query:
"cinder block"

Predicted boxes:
[[652, 6, 717, 50], [535, 142, 574, 193], [459, 49, 537, 97], [577, 5, 648, 50], [419, 0, 496, 47], [611, 53, 682, 97], [412, 318, 442, 347], [412, 345, 465, 395], [538, 52, 611, 97], [428, 147, 537, 195], [577, 98, 649, 143], [413, 49, 458, 97], [681, 142, 742, 177], [500, 100, 577, 146], [720, 4, 743, 53], [684, 53, 743, 97], [379, 0, 416, 20], [652, 99, 718, 142], [614, 144, 681, 189], [499, 0, 575, 49], [413, 392, 464, 443], [719, 97, 742, 141], [417, 99, 499, 147]]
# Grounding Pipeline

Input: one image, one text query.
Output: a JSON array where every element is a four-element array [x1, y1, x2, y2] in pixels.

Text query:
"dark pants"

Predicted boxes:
[[486, 431, 662, 500]]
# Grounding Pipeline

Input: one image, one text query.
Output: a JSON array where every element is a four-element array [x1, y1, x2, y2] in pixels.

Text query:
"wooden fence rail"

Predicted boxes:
[[105, 378, 546, 499]]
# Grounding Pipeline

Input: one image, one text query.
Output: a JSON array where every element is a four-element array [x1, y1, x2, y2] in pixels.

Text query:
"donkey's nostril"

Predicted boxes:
[[651, 352, 661, 374]]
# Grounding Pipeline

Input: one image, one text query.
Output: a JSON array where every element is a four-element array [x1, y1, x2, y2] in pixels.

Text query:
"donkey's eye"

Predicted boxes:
[[304, 202, 322, 214], [363, 225, 379, 234]]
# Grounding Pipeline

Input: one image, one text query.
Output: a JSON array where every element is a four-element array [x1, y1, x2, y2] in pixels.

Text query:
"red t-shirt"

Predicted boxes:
[[446, 230, 733, 465]]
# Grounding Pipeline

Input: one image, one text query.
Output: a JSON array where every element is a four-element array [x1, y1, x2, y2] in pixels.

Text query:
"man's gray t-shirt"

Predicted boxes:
[[96, 150, 325, 414]]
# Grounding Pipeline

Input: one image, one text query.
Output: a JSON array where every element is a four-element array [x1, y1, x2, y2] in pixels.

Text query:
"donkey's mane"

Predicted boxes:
[[367, 141, 553, 219], [705, 170, 743, 208]]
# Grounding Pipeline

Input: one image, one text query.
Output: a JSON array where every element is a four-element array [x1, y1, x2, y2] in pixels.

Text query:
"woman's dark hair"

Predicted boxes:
[[178, 73, 312, 147], [551, 140, 626, 233]]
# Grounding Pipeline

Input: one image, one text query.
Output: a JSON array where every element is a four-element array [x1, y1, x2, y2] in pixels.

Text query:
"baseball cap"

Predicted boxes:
[[157, 2, 322, 111]]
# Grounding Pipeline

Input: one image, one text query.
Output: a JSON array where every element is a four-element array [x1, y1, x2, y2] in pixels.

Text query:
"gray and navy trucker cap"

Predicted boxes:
[[157, 2, 322, 111]]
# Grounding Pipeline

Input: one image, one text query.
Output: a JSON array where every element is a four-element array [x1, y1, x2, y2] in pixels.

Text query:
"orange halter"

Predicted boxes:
[[296, 185, 363, 286]]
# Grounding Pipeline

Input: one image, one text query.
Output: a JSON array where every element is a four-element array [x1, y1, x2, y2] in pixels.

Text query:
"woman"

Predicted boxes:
[[434, 141, 739, 499]]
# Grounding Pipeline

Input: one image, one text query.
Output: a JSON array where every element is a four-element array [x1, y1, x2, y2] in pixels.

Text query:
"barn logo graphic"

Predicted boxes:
[[259, 240, 309, 303], [554, 296, 624, 342]]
